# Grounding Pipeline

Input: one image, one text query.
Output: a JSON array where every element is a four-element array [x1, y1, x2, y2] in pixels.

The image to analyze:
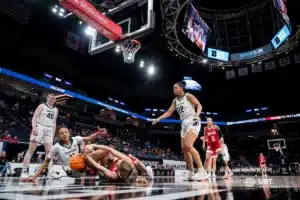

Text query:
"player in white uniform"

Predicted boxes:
[[20, 94, 59, 180], [23, 125, 106, 181], [152, 81, 207, 180], [220, 139, 233, 178]]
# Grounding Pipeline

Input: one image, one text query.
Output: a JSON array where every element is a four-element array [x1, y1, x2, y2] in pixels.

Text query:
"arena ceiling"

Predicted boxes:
[[0, 0, 300, 115]]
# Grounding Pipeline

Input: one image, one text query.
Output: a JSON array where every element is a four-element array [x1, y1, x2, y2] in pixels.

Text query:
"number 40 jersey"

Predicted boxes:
[[37, 103, 58, 127]]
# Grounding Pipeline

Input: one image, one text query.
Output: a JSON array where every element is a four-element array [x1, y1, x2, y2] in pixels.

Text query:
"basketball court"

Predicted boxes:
[[0, 176, 300, 199]]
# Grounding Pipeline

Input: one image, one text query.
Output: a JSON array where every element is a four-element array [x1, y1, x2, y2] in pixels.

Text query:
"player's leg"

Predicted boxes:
[[211, 155, 217, 178], [42, 127, 59, 179], [181, 137, 194, 180], [204, 146, 213, 177], [183, 131, 207, 180], [43, 141, 59, 179], [20, 141, 39, 179], [262, 164, 267, 176], [89, 149, 110, 164]]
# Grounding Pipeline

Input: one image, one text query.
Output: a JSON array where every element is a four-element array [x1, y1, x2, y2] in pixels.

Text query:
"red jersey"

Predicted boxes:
[[204, 125, 220, 144], [109, 156, 135, 173], [258, 155, 266, 164]]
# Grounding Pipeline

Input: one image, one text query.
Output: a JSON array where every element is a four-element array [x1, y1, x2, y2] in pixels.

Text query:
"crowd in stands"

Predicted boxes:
[[0, 92, 182, 163], [2, 91, 295, 175]]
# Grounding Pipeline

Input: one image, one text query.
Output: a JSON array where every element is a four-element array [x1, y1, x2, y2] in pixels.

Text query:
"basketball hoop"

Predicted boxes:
[[122, 39, 141, 64], [274, 143, 281, 152]]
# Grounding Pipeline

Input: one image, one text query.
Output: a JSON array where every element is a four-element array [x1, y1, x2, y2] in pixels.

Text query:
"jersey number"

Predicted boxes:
[[211, 135, 215, 142], [47, 113, 54, 119], [177, 106, 184, 114]]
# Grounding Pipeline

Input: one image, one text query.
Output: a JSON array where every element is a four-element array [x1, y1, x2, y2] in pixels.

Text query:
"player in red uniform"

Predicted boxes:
[[202, 118, 223, 178], [84, 144, 153, 183], [258, 152, 267, 176]]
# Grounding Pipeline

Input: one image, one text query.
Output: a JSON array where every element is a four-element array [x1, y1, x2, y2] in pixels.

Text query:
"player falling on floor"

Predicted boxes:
[[220, 139, 233, 178], [203, 118, 222, 179], [20, 94, 60, 180], [22, 125, 106, 181], [258, 152, 267, 176], [83, 144, 154, 184], [152, 81, 207, 181]]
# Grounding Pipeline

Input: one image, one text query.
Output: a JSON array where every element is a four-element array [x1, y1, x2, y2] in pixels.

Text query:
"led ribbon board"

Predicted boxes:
[[230, 44, 273, 61], [0, 67, 226, 125], [207, 48, 229, 61]]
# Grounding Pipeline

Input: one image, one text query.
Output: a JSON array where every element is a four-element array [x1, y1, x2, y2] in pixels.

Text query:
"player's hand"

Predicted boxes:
[[27, 177, 36, 182], [20, 176, 35, 182], [152, 118, 160, 125], [84, 144, 94, 153], [82, 144, 89, 156], [32, 127, 38, 136]]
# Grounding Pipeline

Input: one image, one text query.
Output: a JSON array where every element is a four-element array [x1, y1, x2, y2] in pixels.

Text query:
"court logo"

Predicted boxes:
[[244, 178, 273, 187]]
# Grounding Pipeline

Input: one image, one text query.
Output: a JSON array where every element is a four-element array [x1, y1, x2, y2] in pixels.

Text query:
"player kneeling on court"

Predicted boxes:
[[220, 139, 233, 178], [21, 125, 106, 182], [83, 144, 154, 184]]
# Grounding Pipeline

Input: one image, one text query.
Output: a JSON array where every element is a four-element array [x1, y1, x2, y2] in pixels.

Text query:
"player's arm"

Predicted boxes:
[[128, 154, 147, 173], [186, 93, 202, 118], [32, 104, 44, 129], [28, 146, 56, 181], [202, 128, 206, 149], [52, 109, 58, 136], [31, 157, 51, 181], [85, 153, 118, 180], [153, 99, 176, 124], [82, 126, 106, 143], [215, 125, 224, 142], [88, 144, 132, 163]]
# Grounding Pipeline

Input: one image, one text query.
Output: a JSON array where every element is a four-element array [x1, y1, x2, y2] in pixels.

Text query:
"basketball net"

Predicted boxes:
[[274, 144, 281, 152], [122, 39, 141, 64], [274, 146, 280, 152]]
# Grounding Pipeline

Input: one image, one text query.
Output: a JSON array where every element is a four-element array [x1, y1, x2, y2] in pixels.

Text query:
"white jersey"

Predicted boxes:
[[48, 136, 83, 172], [36, 104, 58, 127], [175, 94, 196, 120]]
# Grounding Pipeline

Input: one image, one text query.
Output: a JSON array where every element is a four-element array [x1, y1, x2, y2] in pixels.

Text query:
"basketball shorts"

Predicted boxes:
[[207, 142, 221, 157], [30, 124, 54, 144], [222, 152, 230, 161], [180, 117, 201, 138], [260, 162, 266, 167]]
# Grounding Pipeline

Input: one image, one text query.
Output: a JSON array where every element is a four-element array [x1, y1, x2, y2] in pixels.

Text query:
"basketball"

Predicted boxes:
[[69, 154, 87, 172]]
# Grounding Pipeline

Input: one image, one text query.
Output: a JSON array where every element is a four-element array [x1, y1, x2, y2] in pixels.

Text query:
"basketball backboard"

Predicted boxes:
[[267, 139, 286, 150], [88, 0, 155, 55]]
